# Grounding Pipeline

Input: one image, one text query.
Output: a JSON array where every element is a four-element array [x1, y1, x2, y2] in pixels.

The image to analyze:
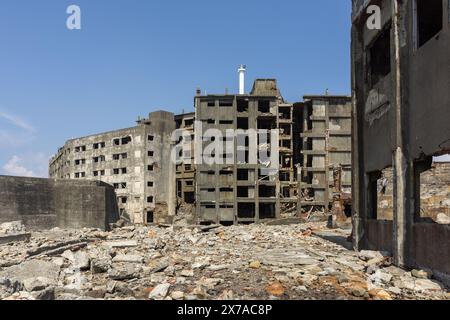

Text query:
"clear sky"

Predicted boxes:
[[0, 0, 353, 177]]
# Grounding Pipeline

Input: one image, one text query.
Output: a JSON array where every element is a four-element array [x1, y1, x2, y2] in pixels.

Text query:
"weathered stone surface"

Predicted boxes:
[[148, 283, 171, 299], [108, 264, 140, 280], [0, 260, 60, 285], [62, 250, 90, 270], [411, 269, 431, 279], [23, 277, 52, 292], [104, 240, 138, 248], [90, 258, 111, 274], [112, 255, 143, 264]]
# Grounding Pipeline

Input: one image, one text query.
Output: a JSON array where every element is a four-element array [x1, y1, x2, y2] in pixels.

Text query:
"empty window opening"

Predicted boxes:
[[219, 120, 233, 125], [237, 169, 249, 181], [93, 155, 106, 163], [281, 140, 292, 149], [207, 100, 216, 107], [416, 0, 443, 48], [148, 135, 154, 141], [148, 151, 154, 157], [259, 203, 276, 219], [259, 185, 276, 198], [122, 136, 132, 145], [280, 124, 291, 136], [238, 203, 255, 218], [185, 164, 192, 171], [184, 192, 195, 204], [282, 187, 291, 198], [258, 119, 276, 130], [147, 181, 154, 187], [237, 99, 249, 112], [148, 165, 154, 171], [417, 157, 450, 224], [121, 197, 128, 204], [93, 142, 105, 149], [219, 100, 233, 107], [202, 119, 216, 125], [369, 25, 391, 86], [146, 211, 154, 224], [368, 169, 393, 221], [75, 146, 86, 152], [237, 117, 249, 130], [186, 181, 193, 186], [177, 180, 182, 198], [280, 172, 290, 182], [258, 100, 270, 113], [279, 107, 291, 119], [237, 186, 250, 198], [219, 170, 233, 176], [147, 196, 154, 203], [258, 170, 270, 181], [220, 187, 233, 193]]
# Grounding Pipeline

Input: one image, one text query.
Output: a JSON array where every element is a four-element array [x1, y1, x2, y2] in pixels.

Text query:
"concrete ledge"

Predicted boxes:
[[0, 233, 31, 245]]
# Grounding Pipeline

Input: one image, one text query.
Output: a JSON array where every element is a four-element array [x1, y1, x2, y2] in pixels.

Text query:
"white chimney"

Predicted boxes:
[[238, 64, 246, 95]]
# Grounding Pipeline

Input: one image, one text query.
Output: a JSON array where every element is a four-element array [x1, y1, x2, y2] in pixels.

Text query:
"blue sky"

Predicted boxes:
[[0, 0, 353, 177]]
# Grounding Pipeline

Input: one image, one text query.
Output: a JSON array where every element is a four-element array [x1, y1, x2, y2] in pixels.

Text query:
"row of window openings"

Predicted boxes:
[[118, 196, 154, 204], [200, 186, 276, 197], [73, 151, 154, 166], [368, 0, 444, 87], [114, 181, 154, 190], [74, 135, 155, 152], [205, 100, 272, 113], [78, 166, 153, 176]]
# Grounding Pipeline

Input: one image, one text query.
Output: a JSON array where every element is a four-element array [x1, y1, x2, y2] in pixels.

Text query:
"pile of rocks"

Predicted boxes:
[[0, 222, 448, 300]]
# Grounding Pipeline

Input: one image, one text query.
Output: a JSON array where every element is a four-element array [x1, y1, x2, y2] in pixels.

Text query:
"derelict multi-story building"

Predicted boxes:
[[193, 75, 298, 225], [49, 111, 176, 224], [298, 95, 352, 212]]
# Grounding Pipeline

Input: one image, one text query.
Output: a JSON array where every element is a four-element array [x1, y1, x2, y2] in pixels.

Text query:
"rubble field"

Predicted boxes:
[[0, 221, 448, 300]]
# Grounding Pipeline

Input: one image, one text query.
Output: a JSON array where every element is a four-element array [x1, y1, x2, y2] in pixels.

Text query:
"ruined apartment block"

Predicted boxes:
[[175, 112, 196, 205], [298, 95, 352, 213], [49, 111, 176, 225], [352, 0, 450, 281], [193, 79, 297, 225]]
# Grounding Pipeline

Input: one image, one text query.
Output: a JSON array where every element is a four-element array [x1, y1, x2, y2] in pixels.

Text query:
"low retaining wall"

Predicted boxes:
[[0, 176, 119, 231]]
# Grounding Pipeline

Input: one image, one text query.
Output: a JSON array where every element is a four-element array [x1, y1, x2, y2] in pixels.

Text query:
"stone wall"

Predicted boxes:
[[377, 163, 450, 223], [0, 176, 119, 231]]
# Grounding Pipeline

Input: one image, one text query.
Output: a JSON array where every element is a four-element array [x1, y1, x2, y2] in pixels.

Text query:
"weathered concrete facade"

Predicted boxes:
[[298, 96, 352, 212], [193, 79, 298, 224], [0, 176, 118, 230], [49, 111, 176, 224], [351, 0, 450, 280], [175, 112, 196, 205]]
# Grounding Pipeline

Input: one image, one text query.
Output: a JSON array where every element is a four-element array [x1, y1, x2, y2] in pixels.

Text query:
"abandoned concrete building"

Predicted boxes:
[[48, 75, 354, 226], [174, 112, 196, 205], [351, 0, 450, 281], [297, 95, 352, 214], [192, 78, 298, 225], [49, 111, 176, 225]]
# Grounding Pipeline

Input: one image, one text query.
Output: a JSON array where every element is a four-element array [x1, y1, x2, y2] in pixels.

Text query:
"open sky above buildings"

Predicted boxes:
[[0, 1, 376, 177]]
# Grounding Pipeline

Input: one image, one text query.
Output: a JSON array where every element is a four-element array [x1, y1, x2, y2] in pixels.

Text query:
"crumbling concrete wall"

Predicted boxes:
[[0, 176, 119, 230], [351, 0, 450, 280]]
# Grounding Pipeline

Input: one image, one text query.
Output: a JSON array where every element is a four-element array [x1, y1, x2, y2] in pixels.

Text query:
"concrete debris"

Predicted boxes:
[[0, 221, 26, 235], [0, 222, 448, 300]]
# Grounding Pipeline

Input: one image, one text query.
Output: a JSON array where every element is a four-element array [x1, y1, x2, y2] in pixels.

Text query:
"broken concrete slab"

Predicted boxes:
[[0, 233, 31, 245]]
